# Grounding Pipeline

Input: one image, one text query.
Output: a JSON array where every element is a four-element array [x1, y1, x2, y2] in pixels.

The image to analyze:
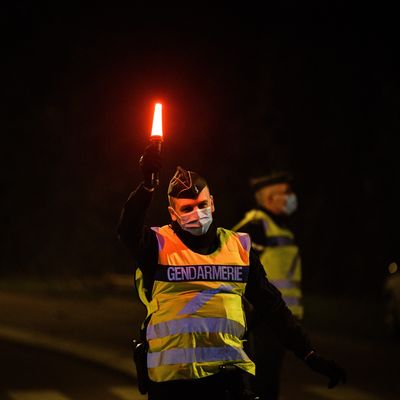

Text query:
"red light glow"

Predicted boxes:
[[151, 103, 163, 139]]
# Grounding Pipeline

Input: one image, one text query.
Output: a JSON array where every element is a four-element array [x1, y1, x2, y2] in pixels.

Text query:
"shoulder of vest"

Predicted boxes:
[[254, 209, 273, 221], [217, 227, 242, 239], [239, 210, 295, 240], [151, 225, 173, 234], [151, 225, 179, 243], [233, 209, 265, 230], [217, 226, 232, 235], [218, 227, 251, 253], [241, 209, 277, 226], [245, 209, 270, 223]]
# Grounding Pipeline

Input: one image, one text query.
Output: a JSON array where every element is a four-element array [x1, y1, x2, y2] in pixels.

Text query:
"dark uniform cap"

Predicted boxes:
[[250, 171, 293, 192], [168, 166, 208, 199]]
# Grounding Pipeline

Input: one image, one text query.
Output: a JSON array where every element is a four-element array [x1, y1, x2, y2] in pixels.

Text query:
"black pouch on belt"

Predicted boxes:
[[132, 339, 149, 395]]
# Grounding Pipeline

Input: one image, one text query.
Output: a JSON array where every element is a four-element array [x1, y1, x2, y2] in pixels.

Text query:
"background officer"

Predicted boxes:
[[233, 171, 303, 400]]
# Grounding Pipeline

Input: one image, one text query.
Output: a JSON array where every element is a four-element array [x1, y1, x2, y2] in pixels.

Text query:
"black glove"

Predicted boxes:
[[305, 352, 347, 388], [139, 143, 162, 188]]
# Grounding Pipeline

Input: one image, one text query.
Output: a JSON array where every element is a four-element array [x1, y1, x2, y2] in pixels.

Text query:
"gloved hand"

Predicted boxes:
[[305, 352, 347, 388], [139, 143, 162, 188]]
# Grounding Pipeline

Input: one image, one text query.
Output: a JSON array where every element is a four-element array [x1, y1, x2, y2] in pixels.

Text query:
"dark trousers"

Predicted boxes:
[[148, 367, 252, 400], [244, 325, 285, 400]]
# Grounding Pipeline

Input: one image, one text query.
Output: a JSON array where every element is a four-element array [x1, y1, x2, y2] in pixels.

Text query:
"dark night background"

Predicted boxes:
[[3, 3, 400, 300]]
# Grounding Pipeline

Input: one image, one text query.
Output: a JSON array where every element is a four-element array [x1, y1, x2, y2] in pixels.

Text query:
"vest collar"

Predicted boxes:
[[170, 220, 219, 255]]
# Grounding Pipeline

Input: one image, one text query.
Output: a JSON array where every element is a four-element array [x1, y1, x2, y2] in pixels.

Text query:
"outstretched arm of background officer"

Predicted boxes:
[[245, 250, 347, 389]]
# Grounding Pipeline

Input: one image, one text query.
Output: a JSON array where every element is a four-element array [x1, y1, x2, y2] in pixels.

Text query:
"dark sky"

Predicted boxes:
[[3, 3, 400, 296]]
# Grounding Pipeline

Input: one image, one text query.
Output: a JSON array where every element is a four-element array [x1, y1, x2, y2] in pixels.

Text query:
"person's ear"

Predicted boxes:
[[266, 192, 276, 207], [210, 195, 215, 212], [168, 206, 177, 221]]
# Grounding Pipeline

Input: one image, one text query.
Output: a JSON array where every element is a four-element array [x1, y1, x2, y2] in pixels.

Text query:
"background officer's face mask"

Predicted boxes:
[[174, 207, 213, 236], [283, 193, 298, 215]]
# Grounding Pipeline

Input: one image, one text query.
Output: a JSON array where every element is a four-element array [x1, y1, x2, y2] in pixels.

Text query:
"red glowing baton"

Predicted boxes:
[[150, 103, 163, 187]]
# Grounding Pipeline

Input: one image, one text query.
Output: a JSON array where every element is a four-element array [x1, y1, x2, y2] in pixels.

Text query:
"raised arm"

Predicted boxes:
[[117, 144, 162, 285]]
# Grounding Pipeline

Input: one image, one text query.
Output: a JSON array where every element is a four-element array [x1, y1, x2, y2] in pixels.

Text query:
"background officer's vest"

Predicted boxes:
[[136, 226, 255, 382], [234, 210, 303, 319]]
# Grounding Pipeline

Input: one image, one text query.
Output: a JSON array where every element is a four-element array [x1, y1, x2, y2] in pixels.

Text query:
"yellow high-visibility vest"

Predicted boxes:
[[233, 209, 303, 319], [136, 225, 255, 382]]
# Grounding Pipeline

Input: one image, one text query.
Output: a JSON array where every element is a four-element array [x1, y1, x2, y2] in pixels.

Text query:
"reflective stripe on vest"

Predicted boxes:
[[146, 316, 246, 340], [142, 226, 255, 382], [147, 346, 251, 368], [177, 285, 233, 315]]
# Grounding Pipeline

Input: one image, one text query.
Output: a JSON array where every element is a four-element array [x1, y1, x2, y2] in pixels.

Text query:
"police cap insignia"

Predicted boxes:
[[168, 166, 208, 199]]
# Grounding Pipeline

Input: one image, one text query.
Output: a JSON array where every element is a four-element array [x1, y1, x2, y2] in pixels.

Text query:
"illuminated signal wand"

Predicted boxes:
[[149, 103, 163, 187]]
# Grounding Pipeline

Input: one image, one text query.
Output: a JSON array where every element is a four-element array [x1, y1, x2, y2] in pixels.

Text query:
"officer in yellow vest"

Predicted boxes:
[[118, 146, 346, 400], [233, 171, 303, 400]]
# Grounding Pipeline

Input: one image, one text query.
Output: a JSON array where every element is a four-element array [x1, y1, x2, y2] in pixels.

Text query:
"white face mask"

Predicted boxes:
[[174, 206, 213, 236], [283, 193, 298, 215]]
